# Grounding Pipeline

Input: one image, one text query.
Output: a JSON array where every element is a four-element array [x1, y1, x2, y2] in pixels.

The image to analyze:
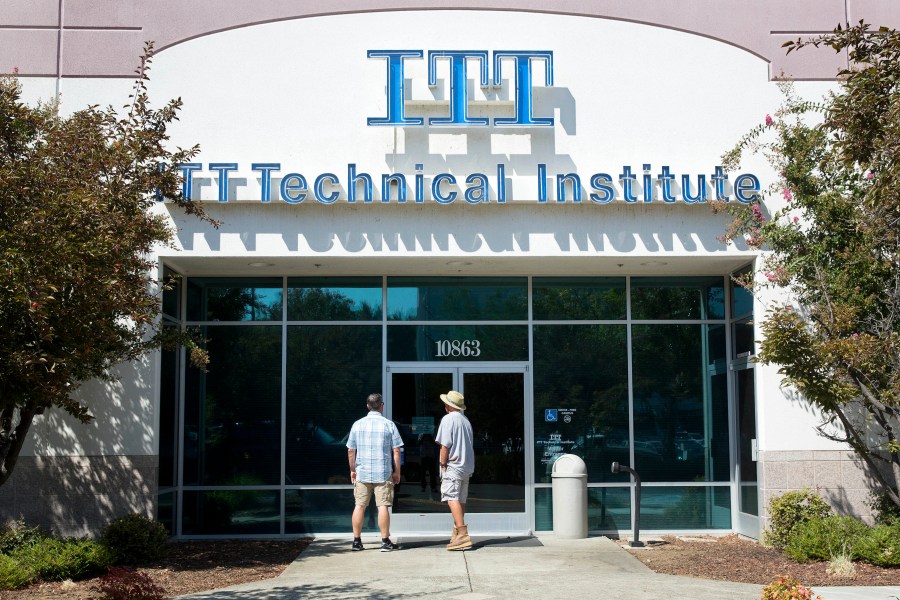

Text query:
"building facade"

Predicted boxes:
[[3, 1, 899, 539]]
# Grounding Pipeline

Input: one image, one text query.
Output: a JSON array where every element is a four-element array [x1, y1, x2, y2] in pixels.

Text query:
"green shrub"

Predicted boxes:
[[0, 518, 45, 554], [12, 537, 114, 581], [101, 513, 169, 565], [763, 489, 833, 550], [867, 492, 900, 526], [0, 553, 33, 590], [858, 524, 900, 567], [783, 515, 870, 562]]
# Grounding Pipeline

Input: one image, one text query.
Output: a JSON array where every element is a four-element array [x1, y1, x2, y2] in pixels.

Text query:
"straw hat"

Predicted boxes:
[[440, 390, 466, 411]]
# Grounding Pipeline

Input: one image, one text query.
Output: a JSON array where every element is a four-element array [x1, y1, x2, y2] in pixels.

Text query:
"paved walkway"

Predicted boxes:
[[175, 535, 900, 600]]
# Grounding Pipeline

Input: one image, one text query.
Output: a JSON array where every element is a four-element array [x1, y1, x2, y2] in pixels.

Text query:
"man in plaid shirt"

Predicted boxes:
[[346, 393, 404, 552]]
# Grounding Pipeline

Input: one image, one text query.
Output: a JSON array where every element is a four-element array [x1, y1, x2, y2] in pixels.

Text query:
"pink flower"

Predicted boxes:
[[852, 333, 859, 338], [12, 66, 18, 75], [765, 271, 776, 281], [765, 114, 773, 125], [866, 172, 874, 179], [793, 216, 799, 223], [783, 188, 793, 201]]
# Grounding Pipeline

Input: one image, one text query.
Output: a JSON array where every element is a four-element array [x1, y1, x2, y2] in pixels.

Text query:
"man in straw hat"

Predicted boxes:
[[435, 390, 475, 551], [346, 393, 403, 552]]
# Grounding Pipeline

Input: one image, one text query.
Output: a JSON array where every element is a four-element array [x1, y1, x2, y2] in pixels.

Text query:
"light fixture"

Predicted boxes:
[[639, 261, 668, 267], [247, 262, 276, 268], [446, 260, 473, 266]]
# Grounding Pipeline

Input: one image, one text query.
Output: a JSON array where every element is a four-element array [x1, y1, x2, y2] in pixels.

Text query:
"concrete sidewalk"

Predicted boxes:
[[175, 535, 900, 600]]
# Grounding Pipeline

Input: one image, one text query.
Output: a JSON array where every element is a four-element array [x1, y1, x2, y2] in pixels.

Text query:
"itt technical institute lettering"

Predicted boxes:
[[172, 50, 761, 205]]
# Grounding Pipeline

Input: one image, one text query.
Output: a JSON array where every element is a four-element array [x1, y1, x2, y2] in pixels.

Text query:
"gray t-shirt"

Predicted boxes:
[[435, 411, 474, 477]]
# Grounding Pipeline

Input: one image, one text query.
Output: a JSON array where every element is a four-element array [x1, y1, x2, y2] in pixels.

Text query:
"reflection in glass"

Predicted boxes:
[[631, 325, 728, 482], [392, 372, 454, 514], [162, 268, 180, 319], [631, 277, 725, 320], [640, 486, 731, 530], [184, 326, 282, 486], [533, 325, 629, 484], [387, 325, 528, 362], [738, 369, 758, 516], [157, 491, 175, 535], [733, 317, 755, 359], [285, 325, 382, 485], [158, 337, 178, 488], [464, 372, 525, 513], [182, 490, 280, 535], [287, 277, 382, 321], [387, 277, 527, 321], [731, 269, 753, 318], [285, 489, 380, 534], [532, 277, 626, 320], [535, 487, 631, 532], [187, 277, 283, 321]]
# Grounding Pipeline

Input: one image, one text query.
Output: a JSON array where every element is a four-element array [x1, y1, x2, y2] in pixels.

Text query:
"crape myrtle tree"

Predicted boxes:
[[718, 23, 900, 506], [0, 45, 213, 486]]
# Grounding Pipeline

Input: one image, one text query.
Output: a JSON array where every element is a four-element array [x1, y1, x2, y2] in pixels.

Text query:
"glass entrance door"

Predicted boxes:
[[388, 365, 528, 534]]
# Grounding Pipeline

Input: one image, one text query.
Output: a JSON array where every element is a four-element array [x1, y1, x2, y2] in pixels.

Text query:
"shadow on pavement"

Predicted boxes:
[[182, 583, 418, 599]]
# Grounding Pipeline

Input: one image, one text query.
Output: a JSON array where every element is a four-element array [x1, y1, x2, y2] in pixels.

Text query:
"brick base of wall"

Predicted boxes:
[[759, 450, 881, 531], [0, 455, 158, 538]]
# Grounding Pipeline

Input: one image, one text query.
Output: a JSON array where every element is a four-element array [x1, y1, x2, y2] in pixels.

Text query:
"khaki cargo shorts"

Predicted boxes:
[[354, 480, 394, 507]]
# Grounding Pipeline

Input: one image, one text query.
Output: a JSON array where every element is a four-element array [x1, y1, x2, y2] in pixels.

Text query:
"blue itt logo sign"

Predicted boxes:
[[367, 50, 554, 127], [544, 409, 558, 422]]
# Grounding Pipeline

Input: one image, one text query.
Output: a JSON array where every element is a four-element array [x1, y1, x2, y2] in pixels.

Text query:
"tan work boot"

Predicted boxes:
[[447, 524, 472, 551], [446, 526, 458, 549]]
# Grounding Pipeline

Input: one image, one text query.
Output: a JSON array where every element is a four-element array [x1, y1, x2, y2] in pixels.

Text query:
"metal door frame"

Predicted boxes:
[[386, 362, 532, 535]]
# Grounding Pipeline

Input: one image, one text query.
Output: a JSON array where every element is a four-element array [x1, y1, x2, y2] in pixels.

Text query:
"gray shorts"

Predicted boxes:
[[440, 473, 471, 503]]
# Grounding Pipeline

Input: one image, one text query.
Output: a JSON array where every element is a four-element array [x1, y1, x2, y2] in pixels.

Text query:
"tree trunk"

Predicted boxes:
[[0, 405, 35, 487]]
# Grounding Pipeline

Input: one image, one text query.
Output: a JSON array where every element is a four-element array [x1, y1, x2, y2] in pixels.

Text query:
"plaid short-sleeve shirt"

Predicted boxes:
[[346, 411, 404, 483]]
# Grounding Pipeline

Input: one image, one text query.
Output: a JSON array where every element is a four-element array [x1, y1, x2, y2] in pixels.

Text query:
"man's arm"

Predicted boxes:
[[392, 447, 401, 484], [439, 445, 450, 477], [348, 448, 357, 484]]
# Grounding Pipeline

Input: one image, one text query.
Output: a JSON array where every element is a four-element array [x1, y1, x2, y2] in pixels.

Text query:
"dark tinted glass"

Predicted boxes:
[[285, 325, 383, 485], [535, 487, 631, 532], [183, 326, 282, 486], [162, 269, 181, 319], [182, 490, 280, 535], [734, 317, 755, 359], [286, 489, 380, 534], [640, 486, 731, 530], [187, 277, 282, 321], [631, 324, 729, 482], [731, 269, 753, 318], [387, 325, 528, 362], [532, 277, 626, 320], [387, 277, 527, 321], [631, 277, 725, 320], [533, 325, 629, 484], [287, 277, 382, 321], [158, 338, 178, 488]]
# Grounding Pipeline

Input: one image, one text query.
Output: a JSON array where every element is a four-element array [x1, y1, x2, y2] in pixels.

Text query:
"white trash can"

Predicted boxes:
[[550, 454, 588, 539]]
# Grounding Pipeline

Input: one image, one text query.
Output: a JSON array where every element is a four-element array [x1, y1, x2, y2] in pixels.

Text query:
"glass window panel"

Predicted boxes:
[[533, 325, 630, 484], [287, 277, 382, 321], [187, 277, 283, 321], [156, 491, 175, 536], [532, 277, 626, 320], [535, 487, 631, 532], [734, 317, 755, 359], [182, 490, 280, 535], [158, 337, 178, 488], [731, 269, 753, 318], [738, 368, 759, 516], [387, 325, 528, 362], [640, 486, 731, 530], [162, 268, 181, 319], [631, 277, 725, 320], [285, 489, 382, 534], [285, 325, 383, 485], [632, 325, 729, 482], [386, 277, 527, 321], [183, 326, 282, 486]]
